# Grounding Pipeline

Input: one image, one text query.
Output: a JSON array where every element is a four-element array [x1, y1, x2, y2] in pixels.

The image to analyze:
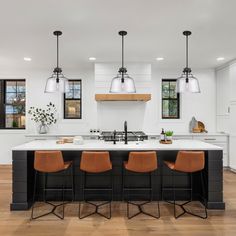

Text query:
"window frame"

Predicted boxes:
[[161, 79, 180, 119], [63, 79, 82, 119], [0, 79, 26, 129]]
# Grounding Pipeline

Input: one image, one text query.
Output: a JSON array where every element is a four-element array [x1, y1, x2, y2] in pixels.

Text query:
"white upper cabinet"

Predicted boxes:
[[230, 63, 236, 102], [216, 66, 230, 116]]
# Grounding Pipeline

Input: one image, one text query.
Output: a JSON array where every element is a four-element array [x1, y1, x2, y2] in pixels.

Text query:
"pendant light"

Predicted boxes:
[[110, 31, 136, 93], [45, 31, 69, 93], [176, 31, 200, 93]]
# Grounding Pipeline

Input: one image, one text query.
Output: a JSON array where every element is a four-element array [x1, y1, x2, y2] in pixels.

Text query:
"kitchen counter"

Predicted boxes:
[[147, 132, 229, 136], [25, 132, 229, 138], [25, 133, 100, 138], [12, 139, 223, 151], [11, 139, 225, 211]]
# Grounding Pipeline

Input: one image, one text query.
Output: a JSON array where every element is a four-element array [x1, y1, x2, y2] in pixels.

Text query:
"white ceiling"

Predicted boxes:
[[0, 0, 236, 70]]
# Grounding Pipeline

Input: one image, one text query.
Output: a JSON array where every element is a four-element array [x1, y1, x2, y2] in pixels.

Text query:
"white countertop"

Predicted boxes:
[[25, 133, 100, 137], [24, 132, 229, 137], [146, 132, 229, 136], [12, 139, 223, 151]]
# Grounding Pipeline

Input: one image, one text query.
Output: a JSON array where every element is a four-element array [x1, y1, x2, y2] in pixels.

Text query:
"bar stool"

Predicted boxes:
[[31, 151, 74, 220], [79, 151, 113, 219], [162, 151, 207, 219], [123, 151, 160, 219]]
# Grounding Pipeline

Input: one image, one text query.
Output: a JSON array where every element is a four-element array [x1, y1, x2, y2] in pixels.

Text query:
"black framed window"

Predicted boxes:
[[0, 79, 26, 129], [162, 79, 180, 119], [64, 80, 82, 119]]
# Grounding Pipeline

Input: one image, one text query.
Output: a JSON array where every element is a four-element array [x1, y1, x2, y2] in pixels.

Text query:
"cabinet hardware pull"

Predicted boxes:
[[204, 138, 216, 141]]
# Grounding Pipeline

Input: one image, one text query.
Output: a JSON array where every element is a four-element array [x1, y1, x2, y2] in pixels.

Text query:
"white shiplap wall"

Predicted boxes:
[[95, 63, 152, 130]]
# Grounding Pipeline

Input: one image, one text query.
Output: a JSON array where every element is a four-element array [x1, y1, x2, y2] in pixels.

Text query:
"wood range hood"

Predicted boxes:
[[95, 93, 151, 102]]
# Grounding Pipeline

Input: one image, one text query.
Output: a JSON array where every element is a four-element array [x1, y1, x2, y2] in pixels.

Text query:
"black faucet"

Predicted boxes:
[[113, 130, 117, 145], [124, 121, 128, 144]]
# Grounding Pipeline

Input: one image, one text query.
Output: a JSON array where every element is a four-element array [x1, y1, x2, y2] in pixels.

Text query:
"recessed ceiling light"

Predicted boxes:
[[89, 57, 96, 61], [156, 57, 164, 61], [217, 57, 225, 61], [24, 57, 32, 61]]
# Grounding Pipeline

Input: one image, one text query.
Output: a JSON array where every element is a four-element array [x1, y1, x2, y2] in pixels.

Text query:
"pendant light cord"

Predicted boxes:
[[185, 32, 189, 82], [57, 34, 59, 69], [186, 34, 188, 70], [122, 34, 124, 69], [56, 33, 60, 82], [121, 34, 124, 81], [118, 31, 127, 83]]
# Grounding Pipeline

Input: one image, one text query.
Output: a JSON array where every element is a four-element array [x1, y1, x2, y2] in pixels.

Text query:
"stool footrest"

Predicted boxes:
[[43, 188, 73, 191], [83, 188, 112, 191], [165, 200, 207, 219], [123, 187, 152, 191], [162, 187, 192, 191], [79, 201, 111, 219], [31, 201, 67, 220], [127, 201, 160, 219]]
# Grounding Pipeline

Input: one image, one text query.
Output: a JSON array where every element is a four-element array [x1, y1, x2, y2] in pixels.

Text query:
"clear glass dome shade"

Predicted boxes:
[[45, 73, 69, 93], [110, 73, 136, 93], [176, 74, 200, 93]]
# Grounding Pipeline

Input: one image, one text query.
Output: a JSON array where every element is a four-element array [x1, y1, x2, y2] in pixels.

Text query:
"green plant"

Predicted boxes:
[[12, 120, 18, 128], [165, 131, 174, 136], [28, 102, 57, 125]]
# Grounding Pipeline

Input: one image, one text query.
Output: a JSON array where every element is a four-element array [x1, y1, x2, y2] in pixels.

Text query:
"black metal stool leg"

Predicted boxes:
[[70, 165, 75, 201], [164, 170, 207, 219], [79, 171, 112, 219], [126, 171, 160, 219], [79, 171, 85, 219], [31, 167, 74, 220], [172, 170, 176, 218], [200, 171, 208, 219], [183, 171, 208, 219], [31, 171, 38, 220], [52, 171, 65, 219]]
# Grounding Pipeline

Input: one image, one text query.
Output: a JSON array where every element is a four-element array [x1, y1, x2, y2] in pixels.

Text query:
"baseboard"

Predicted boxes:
[[229, 167, 236, 173], [0, 164, 12, 168]]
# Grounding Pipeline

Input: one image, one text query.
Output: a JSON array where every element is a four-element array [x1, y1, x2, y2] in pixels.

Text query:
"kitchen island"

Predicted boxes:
[[11, 139, 224, 210]]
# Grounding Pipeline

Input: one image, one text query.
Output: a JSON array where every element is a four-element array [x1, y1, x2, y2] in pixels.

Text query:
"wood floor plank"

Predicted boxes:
[[0, 165, 236, 236]]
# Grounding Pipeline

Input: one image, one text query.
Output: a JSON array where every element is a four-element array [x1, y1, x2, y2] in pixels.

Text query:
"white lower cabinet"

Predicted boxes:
[[230, 135, 236, 170], [192, 135, 229, 167]]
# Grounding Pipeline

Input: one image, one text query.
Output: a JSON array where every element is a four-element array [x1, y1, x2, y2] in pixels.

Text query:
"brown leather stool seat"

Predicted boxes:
[[34, 151, 72, 173], [80, 151, 112, 173], [79, 151, 113, 219], [124, 151, 158, 173], [31, 151, 74, 220], [123, 151, 160, 219], [163, 151, 207, 219], [164, 151, 205, 173]]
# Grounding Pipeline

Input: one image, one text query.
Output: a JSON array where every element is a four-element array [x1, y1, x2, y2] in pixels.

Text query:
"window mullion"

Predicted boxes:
[[168, 81, 171, 117], [0, 81, 5, 128]]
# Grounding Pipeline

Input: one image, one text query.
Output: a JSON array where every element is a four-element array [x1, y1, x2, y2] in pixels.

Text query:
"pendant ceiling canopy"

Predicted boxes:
[[45, 31, 69, 93], [176, 31, 200, 93], [110, 31, 136, 93]]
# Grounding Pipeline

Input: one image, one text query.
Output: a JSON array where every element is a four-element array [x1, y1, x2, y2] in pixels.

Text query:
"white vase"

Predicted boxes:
[[166, 136, 172, 141], [37, 122, 49, 134]]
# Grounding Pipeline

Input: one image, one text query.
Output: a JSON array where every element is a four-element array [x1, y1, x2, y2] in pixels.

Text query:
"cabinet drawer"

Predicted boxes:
[[174, 135, 193, 140], [193, 136, 228, 143]]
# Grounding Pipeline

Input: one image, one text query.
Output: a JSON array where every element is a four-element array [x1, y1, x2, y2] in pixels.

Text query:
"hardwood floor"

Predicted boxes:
[[1, 165, 236, 236]]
